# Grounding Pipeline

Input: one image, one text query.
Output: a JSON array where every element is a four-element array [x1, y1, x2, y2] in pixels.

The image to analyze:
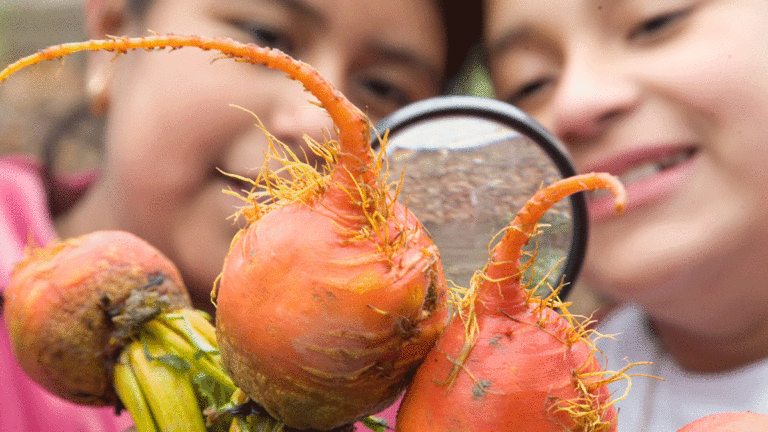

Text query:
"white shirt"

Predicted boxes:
[[594, 305, 768, 432]]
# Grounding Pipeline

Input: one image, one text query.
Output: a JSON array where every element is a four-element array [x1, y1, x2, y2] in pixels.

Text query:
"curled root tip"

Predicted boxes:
[[614, 202, 626, 215], [594, 172, 627, 215]]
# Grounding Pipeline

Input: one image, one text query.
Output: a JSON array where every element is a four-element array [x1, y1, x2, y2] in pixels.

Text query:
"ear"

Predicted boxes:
[[85, 0, 129, 39], [83, 0, 132, 115]]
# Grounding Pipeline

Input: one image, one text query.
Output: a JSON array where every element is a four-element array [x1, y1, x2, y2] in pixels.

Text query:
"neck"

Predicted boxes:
[[651, 316, 768, 373]]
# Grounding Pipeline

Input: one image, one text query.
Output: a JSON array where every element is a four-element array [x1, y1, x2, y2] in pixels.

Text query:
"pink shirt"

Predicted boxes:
[[0, 155, 133, 432]]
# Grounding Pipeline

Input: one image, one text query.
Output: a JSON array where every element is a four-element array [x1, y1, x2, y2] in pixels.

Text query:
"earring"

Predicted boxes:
[[87, 69, 110, 116]]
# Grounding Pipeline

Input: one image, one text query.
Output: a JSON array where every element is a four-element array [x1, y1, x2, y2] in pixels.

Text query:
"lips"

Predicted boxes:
[[586, 145, 698, 219]]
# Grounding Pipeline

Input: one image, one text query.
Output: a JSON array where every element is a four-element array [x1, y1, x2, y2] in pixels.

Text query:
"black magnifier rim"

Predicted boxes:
[[373, 95, 588, 299]]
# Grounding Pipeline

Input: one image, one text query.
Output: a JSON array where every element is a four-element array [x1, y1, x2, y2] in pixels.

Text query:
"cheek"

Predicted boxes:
[[634, 42, 768, 204], [107, 54, 257, 186], [100, 52, 267, 267], [640, 8, 768, 143], [670, 59, 768, 192], [169, 182, 245, 307]]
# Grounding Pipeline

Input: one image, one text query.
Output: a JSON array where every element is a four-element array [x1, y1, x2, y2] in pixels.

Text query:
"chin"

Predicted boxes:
[[581, 241, 696, 307]]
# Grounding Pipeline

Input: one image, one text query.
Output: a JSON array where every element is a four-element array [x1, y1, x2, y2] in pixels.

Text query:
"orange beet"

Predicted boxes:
[[3, 230, 191, 406], [396, 173, 627, 432], [677, 412, 768, 431], [216, 197, 446, 425]]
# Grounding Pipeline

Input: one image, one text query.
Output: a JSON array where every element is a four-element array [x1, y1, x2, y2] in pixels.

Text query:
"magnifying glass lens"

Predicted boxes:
[[386, 117, 572, 290]]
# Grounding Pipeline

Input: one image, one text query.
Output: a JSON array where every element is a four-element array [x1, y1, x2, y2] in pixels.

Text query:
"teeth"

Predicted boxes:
[[588, 148, 695, 203], [619, 162, 660, 185], [659, 150, 694, 170], [617, 149, 694, 185]]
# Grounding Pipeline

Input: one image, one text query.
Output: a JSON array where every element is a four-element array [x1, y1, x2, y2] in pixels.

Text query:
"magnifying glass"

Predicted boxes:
[[373, 96, 587, 300]]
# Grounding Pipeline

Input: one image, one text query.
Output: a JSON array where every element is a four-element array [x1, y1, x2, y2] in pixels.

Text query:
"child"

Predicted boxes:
[[483, 1, 768, 431], [0, 0, 480, 430]]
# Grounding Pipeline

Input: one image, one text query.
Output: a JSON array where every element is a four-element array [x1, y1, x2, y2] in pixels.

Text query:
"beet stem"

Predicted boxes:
[[480, 172, 626, 310]]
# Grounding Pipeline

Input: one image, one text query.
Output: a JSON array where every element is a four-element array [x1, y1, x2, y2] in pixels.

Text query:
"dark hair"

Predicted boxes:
[[439, 1, 483, 84]]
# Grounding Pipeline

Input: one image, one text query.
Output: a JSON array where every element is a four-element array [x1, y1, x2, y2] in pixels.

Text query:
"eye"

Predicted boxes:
[[349, 77, 414, 121], [362, 79, 411, 107], [628, 7, 693, 43], [235, 22, 296, 55], [506, 77, 553, 107]]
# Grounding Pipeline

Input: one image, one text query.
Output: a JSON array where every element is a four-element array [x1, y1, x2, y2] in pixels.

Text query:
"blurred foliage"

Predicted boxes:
[[447, 46, 495, 98]]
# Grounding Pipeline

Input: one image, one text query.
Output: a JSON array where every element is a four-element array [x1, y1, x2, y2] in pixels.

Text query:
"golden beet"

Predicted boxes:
[[4, 230, 191, 406]]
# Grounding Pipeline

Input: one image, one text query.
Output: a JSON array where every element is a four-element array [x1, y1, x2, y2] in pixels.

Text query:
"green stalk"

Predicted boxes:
[[142, 318, 235, 391], [114, 347, 159, 432], [127, 338, 208, 432]]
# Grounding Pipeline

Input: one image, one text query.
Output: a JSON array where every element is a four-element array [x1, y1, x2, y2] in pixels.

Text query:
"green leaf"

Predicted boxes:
[[360, 416, 390, 432], [192, 371, 232, 410], [164, 313, 219, 354], [143, 340, 191, 372]]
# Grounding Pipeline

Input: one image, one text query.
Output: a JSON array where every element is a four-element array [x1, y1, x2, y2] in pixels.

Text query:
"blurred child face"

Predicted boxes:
[[83, 0, 446, 312], [485, 0, 768, 333]]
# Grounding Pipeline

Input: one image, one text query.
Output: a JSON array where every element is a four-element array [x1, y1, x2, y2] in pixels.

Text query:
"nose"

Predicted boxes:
[[267, 65, 340, 155], [550, 49, 639, 144]]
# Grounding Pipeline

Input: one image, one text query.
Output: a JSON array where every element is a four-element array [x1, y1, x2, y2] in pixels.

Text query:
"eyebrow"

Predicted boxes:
[[265, 0, 327, 29], [486, 26, 531, 58], [487, 0, 619, 57], [367, 42, 443, 80]]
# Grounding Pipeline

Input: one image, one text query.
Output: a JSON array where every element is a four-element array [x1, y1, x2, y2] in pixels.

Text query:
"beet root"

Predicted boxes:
[[216, 193, 447, 430], [4, 230, 191, 406], [677, 412, 768, 432]]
